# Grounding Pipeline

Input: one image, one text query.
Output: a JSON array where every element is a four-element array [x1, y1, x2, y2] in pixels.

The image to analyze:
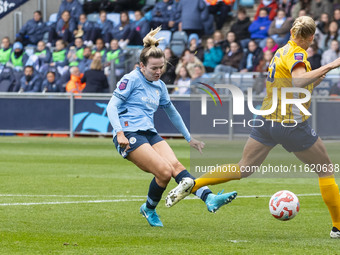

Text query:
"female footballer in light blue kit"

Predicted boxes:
[[106, 27, 237, 227]]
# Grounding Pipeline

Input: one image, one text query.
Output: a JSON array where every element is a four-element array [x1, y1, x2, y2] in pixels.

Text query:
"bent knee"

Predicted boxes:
[[155, 162, 173, 183]]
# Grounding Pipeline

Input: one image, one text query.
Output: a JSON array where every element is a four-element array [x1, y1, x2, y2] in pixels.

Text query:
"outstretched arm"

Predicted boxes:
[[163, 103, 205, 153]]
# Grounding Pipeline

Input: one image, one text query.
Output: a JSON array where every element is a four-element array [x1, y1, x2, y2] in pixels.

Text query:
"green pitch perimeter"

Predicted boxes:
[[0, 136, 340, 254]]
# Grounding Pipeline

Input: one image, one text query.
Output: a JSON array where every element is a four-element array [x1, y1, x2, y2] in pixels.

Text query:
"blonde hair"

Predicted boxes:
[[140, 26, 165, 65], [291, 16, 316, 40], [90, 58, 102, 70]]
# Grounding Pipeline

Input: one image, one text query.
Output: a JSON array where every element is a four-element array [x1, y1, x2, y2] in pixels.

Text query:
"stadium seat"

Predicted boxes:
[[47, 13, 57, 26], [169, 31, 188, 56], [107, 13, 120, 26], [239, 0, 255, 7], [155, 30, 172, 51], [87, 13, 100, 23]]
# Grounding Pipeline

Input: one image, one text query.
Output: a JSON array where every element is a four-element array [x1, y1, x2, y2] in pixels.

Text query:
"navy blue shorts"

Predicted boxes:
[[113, 130, 164, 158], [250, 116, 318, 152]]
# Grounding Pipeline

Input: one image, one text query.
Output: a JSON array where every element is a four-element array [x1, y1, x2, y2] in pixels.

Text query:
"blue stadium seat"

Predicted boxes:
[[155, 30, 172, 51], [47, 13, 57, 26], [87, 13, 100, 23], [107, 13, 120, 27], [128, 11, 135, 22], [169, 31, 188, 56]]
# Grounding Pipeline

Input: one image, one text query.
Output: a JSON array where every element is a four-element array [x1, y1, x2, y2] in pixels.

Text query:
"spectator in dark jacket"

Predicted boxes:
[[169, 0, 181, 31], [110, 11, 132, 49], [17, 11, 49, 46], [161, 47, 179, 86], [18, 66, 42, 93], [57, 0, 83, 22], [75, 14, 96, 46], [178, 0, 207, 36], [307, 43, 321, 70], [42, 71, 62, 92], [151, 0, 173, 30], [188, 33, 204, 61], [81, 58, 109, 93], [48, 10, 76, 45], [230, 8, 252, 49], [93, 10, 114, 46], [214, 42, 243, 75], [127, 10, 150, 45], [240, 40, 263, 72], [78, 46, 93, 73]]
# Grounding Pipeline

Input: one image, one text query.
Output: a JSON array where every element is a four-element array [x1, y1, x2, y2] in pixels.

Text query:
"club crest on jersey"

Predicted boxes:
[[129, 137, 137, 144], [294, 53, 304, 61], [119, 79, 128, 90]]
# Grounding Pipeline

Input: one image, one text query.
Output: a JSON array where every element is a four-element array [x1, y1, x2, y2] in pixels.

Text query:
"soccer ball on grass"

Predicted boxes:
[[269, 190, 300, 221]]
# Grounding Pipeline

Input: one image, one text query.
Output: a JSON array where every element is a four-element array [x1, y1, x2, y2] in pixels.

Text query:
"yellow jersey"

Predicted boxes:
[[261, 40, 313, 123]]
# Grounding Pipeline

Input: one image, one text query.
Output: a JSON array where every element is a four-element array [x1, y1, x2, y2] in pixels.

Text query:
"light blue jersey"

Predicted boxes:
[[111, 67, 171, 137]]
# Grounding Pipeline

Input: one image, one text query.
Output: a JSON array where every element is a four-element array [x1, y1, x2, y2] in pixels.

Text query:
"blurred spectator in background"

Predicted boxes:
[[254, 0, 278, 20], [94, 10, 114, 46], [111, 11, 132, 49], [239, 40, 263, 72], [248, 8, 271, 49], [50, 39, 69, 75], [291, 0, 311, 19], [0, 37, 12, 65], [57, 0, 83, 23], [92, 38, 107, 62], [268, 9, 292, 46], [321, 21, 340, 51], [169, 0, 181, 31], [278, 0, 294, 17], [231, 8, 251, 49], [28, 41, 52, 72], [0, 65, 16, 92], [188, 33, 204, 61], [321, 40, 340, 66], [263, 37, 278, 53], [176, 49, 205, 77], [105, 39, 125, 78], [205, 0, 234, 30], [75, 14, 95, 46], [315, 13, 330, 43], [191, 64, 209, 84], [310, 0, 332, 20], [203, 37, 223, 73], [178, 0, 207, 36], [161, 47, 178, 86], [78, 46, 93, 73], [334, 9, 340, 28], [307, 43, 321, 70], [129, 10, 150, 43], [82, 58, 108, 93], [49, 10, 76, 45], [151, 0, 173, 30], [42, 71, 62, 93], [9, 42, 28, 71], [18, 65, 42, 93], [16, 11, 48, 46], [255, 50, 274, 72], [172, 66, 191, 95], [214, 41, 243, 76], [213, 30, 228, 53], [66, 66, 85, 94]]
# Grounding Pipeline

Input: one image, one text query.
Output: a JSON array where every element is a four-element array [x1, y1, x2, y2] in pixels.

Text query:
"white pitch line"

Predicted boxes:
[[0, 193, 321, 206], [0, 194, 146, 198]]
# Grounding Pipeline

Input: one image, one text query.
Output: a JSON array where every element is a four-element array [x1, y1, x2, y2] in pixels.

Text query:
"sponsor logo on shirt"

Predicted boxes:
[[294, 53, 304, 61], [119, 79, 128, 90]]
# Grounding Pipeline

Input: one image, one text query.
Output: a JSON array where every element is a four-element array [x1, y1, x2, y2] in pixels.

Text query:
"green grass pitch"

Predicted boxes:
[[0, 136, 340, 254]]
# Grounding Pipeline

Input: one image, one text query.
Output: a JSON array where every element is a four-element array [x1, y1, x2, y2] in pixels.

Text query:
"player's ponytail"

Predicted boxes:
[[140, 26, 165, 65], [291, 16, 316, 40]]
